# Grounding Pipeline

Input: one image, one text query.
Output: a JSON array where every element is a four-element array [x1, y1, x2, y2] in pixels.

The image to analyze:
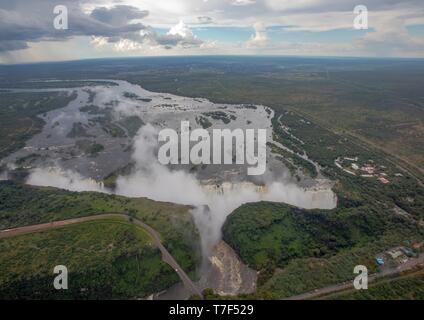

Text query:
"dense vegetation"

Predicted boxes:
[[224, 202, 403, 270], [223, 202, 424, 298], [1, 57, 423, 299], [0, 218, 178, 299], [210, 66, 424, 298], [324, 270, 424, 300], [0, 181, 201, 279]]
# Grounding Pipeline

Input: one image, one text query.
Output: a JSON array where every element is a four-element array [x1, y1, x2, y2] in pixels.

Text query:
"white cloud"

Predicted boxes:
[[168, 20, 196, 39], [91, 36, 108, 48], [113, 38, 144, 51], [246, 22, 269, 48], [1, 0, 424, 61], [354, 13, 424, 57]]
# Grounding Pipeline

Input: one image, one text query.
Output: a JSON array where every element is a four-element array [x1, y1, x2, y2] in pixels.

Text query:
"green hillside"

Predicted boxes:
[[0, 218, 177, 299], [324, 270, 424, 300], [222, 202, 424, 299], [0, 181, 201, 296]]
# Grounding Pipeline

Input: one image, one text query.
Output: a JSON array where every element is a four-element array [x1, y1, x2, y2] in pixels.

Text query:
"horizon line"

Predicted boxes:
[[1, 53, 424, 67]]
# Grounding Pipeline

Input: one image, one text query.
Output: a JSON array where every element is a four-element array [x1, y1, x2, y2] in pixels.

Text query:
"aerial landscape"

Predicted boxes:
[[0, 0, 424, 306]]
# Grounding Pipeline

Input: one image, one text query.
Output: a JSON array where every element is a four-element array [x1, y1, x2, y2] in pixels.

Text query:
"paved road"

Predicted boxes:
[[286, 253, 424, 300], [129, 217, 203, 298], [0, 213, 203, 299]]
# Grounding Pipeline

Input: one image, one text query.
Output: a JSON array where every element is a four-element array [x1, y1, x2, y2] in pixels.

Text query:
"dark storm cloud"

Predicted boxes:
[[0, 40, 28, 52], [90, 5, 148, 26], [197, 16, 213, 24], [0, 0, 179, 52]]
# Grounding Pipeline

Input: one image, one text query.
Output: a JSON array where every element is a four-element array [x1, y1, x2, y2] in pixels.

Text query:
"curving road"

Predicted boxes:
[[286, 253, 424, 300], [0, 213, 203, 299]]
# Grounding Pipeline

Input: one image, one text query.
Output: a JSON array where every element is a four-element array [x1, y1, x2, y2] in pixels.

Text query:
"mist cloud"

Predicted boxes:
[[21, 81, 336, 258], [27, 167, 107, 193], [25, 122, 336, 257]]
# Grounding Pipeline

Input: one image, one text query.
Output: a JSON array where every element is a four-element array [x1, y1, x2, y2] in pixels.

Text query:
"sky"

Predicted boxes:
[[0, 0, 424, 63]]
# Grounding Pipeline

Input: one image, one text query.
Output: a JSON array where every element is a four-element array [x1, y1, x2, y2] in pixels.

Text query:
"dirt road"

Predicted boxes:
[[286, 253, 424, 300], [0, 213, 203, 298]]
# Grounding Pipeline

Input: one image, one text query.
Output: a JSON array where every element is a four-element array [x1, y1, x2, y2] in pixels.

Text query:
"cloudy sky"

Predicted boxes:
[[1, 0, 424, 63]]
